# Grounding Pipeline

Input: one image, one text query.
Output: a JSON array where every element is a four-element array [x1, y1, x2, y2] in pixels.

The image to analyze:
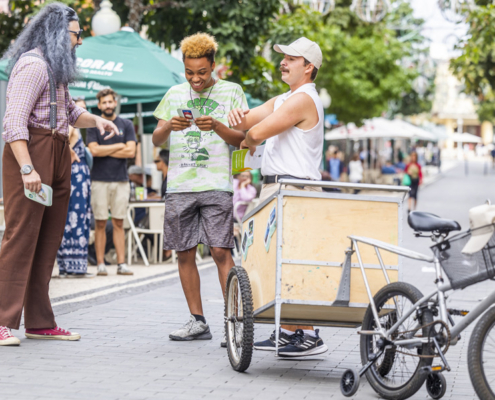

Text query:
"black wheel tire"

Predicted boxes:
[[426, 373, 447, 399], [225, 266, 254, 372], [377, 311, 398, 377], [360, 282, 434, 400], [468, 306, 495, 400], [341, 368, 360, 397]]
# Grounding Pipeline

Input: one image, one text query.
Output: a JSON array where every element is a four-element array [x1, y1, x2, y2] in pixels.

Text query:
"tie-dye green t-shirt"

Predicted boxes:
[[153, 80, 248, 193]]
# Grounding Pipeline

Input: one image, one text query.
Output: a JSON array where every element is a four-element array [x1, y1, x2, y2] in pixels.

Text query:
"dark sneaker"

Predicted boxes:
[[169, 315, 212, 341], [278, 329, 328, 357], [254, 329, 297, 351]]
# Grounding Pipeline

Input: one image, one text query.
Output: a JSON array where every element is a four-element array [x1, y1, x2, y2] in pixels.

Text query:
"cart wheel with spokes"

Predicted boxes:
[[426, 372, 446, 399], [341, 368, 360, 397], [225, 266, 254, 372]]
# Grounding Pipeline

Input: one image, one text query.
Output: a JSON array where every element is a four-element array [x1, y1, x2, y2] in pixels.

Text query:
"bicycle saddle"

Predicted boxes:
[[408, 211, 461, 234]]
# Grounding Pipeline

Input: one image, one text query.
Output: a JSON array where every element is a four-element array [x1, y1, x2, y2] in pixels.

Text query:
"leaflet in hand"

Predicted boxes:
[[24, 183, 53, 206], [232, 145, 264, 175]]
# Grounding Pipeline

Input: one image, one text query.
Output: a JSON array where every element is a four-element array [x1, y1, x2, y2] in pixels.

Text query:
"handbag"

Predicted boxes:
[[84, 146, 93, 170], [402, 173, 411, 186]]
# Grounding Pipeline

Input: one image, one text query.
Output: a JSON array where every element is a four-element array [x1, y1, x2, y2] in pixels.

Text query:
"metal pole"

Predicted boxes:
[[136, 102, 146, 196], [0, 81, 7, 198]]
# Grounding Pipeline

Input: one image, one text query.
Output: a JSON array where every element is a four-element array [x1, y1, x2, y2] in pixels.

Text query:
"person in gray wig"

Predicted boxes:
[[0, 2, 118, 346]]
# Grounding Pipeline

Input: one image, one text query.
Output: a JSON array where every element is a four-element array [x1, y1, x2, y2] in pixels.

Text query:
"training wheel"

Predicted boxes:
[[340, 368, 360, 397], [426, 372, 447, 399]]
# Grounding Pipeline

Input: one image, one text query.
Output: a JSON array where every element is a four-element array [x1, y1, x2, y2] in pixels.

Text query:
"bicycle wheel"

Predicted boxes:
[[468, 306, 495, 400], [360, 282, 434, 400], [225, 266, 254, 372]]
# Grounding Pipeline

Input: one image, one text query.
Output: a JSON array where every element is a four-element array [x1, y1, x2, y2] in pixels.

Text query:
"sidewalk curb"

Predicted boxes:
[[51, 259, 220, 309]]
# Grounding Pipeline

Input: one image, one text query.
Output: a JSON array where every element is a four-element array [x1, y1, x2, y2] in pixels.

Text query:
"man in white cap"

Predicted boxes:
[[462, 204, 495, 254], [228, 37, 328, 357]]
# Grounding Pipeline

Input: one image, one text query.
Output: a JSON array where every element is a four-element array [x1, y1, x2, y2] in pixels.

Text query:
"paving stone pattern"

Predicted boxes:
[[1, 162, 495, 400]]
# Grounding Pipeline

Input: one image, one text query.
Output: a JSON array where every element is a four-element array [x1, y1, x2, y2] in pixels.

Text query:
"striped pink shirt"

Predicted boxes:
[[2, 48, 87, 143]]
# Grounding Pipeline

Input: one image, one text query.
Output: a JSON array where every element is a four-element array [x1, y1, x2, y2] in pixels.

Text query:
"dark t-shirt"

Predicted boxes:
[[87, 116, 137, 182]]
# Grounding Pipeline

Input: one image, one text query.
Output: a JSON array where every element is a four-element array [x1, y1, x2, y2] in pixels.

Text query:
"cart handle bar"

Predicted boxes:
[[350, 235, 434, 263], [277, 179, 410, 193]]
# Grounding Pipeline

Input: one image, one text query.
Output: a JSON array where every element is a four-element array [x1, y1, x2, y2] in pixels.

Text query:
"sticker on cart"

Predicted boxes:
[[241, 231, 249, 260], [247, 218, 255, 237], [264, 206, 277, 252]]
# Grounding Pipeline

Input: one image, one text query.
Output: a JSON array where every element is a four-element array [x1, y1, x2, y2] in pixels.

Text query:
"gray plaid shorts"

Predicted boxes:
[[163, 191, 234, 251]]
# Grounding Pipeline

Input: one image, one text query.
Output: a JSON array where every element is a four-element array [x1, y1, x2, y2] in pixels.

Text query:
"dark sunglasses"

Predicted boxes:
[[69, 29, 84, 41], [153, 159, 161, 163]]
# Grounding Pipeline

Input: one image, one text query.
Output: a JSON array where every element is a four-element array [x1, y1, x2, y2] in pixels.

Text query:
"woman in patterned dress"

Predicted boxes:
[[57, 100, 92, 277]]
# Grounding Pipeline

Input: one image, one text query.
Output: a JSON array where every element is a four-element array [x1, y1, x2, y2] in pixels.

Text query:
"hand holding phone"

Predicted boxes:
[[170, 116, 192, 131], [177, 108, 201, 121]]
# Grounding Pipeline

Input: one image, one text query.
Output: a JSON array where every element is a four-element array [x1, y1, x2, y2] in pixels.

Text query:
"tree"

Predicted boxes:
[[451, 3, 495, 123], [268, 1, 423, 124], [0, 0, 427, 124], [143, 0, 280, 95], [0, 0, 37, 55]]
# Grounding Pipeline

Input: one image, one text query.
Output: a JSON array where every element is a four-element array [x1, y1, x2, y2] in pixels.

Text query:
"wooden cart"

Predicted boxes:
[[224, 179, 409, 371]]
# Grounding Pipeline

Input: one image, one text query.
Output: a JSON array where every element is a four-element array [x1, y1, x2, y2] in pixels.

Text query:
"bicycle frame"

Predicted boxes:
[[350, 236, 495, 348]]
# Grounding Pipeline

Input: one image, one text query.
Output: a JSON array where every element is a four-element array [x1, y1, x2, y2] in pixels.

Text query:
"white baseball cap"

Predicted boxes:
[[273, 37, 323, 69], [462, 204, 495, 254]]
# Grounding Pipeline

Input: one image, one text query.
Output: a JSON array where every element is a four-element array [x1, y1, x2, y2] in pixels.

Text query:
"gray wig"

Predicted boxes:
[[2, 2, 79, 85]]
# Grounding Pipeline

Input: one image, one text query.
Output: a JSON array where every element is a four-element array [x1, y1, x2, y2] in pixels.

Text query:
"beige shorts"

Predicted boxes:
[[259, 183, 322, 203], [91, 181, 130, 220]]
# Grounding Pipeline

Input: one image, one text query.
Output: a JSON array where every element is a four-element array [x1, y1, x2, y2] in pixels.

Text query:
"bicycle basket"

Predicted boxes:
[[431, 225, 495, 290]]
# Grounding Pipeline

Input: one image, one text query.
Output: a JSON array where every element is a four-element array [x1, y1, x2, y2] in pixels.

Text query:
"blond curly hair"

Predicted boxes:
[[180, 33, 218, 64]]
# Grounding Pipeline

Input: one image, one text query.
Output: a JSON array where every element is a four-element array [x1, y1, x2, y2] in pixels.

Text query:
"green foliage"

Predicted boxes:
[[0, 0, 128, 56], [0, 0, 428, 124], [144, 0, 280, 87], [0, 0, 35, 56], [268, 2, 424, 124], [451, 3, 495, 122]]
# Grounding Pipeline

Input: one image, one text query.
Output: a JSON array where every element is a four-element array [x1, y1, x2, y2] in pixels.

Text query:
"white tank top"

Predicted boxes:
[[261, 83, 323, 180]]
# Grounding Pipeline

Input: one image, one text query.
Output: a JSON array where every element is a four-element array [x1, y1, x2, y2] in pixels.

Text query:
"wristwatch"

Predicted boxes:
[[20, 164, 34, 175]]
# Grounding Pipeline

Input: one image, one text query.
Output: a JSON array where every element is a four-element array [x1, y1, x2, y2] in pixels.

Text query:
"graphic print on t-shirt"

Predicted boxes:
[[182, 131, 210, 165], [186, 98, 226, 119], [177, 98, 226, 169]]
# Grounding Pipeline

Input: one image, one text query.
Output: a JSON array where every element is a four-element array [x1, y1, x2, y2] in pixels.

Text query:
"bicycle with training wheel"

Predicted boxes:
[[340, 210, 495, 400]]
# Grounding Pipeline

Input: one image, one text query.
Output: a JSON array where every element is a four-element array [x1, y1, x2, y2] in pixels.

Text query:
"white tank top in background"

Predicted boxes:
[[261, 83, 324, 180]]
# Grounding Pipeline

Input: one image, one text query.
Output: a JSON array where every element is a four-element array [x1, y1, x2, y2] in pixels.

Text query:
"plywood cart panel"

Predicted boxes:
[[241, 182, 406, 327]]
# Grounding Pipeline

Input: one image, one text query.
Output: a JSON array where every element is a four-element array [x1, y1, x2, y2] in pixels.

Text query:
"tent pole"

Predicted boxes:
[[137, 102, 146, 196], [0, 81, 7, 198]]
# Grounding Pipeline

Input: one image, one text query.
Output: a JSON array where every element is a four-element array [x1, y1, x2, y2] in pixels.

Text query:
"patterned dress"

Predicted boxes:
[[56, 133, 91, 274]]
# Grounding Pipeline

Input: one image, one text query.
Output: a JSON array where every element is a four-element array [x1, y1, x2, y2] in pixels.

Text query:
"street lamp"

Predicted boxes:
[[350, 0, 391, 23], [438, 0, 475, 23], [92, 0, 121, 36], [412, 76, 429, 97], [319, 88, 331, 109]]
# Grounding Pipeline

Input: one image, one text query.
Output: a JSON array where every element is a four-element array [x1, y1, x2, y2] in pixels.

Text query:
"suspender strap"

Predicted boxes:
[[19, 53, 57, 133]]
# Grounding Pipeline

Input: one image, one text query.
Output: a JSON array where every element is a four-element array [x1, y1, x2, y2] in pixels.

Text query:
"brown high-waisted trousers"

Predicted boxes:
[[0, 128, 71, 330]]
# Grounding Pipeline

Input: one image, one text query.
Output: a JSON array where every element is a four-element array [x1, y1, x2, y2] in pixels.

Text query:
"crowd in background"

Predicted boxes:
[[55, 88, 446, 276]]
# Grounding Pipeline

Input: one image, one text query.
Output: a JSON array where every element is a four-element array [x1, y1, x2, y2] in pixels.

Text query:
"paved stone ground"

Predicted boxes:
[[1, 161, 495, 400]]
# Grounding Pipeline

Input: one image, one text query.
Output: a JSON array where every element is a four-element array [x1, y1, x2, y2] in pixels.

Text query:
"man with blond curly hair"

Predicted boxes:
[[153, 33, 247, 344]]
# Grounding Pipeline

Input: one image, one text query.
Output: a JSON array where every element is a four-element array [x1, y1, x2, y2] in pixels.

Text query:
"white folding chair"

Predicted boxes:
[[127, 202, 167, 266]]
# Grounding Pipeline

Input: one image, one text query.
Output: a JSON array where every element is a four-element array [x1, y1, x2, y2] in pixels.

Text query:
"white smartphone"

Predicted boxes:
[[24, 183, 53, 206], [177, 108, 201, 121]]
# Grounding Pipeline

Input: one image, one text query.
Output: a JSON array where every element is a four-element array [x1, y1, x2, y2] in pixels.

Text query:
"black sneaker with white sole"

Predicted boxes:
[[278, 329, 328, 357], [253, 329, 297, 351]]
